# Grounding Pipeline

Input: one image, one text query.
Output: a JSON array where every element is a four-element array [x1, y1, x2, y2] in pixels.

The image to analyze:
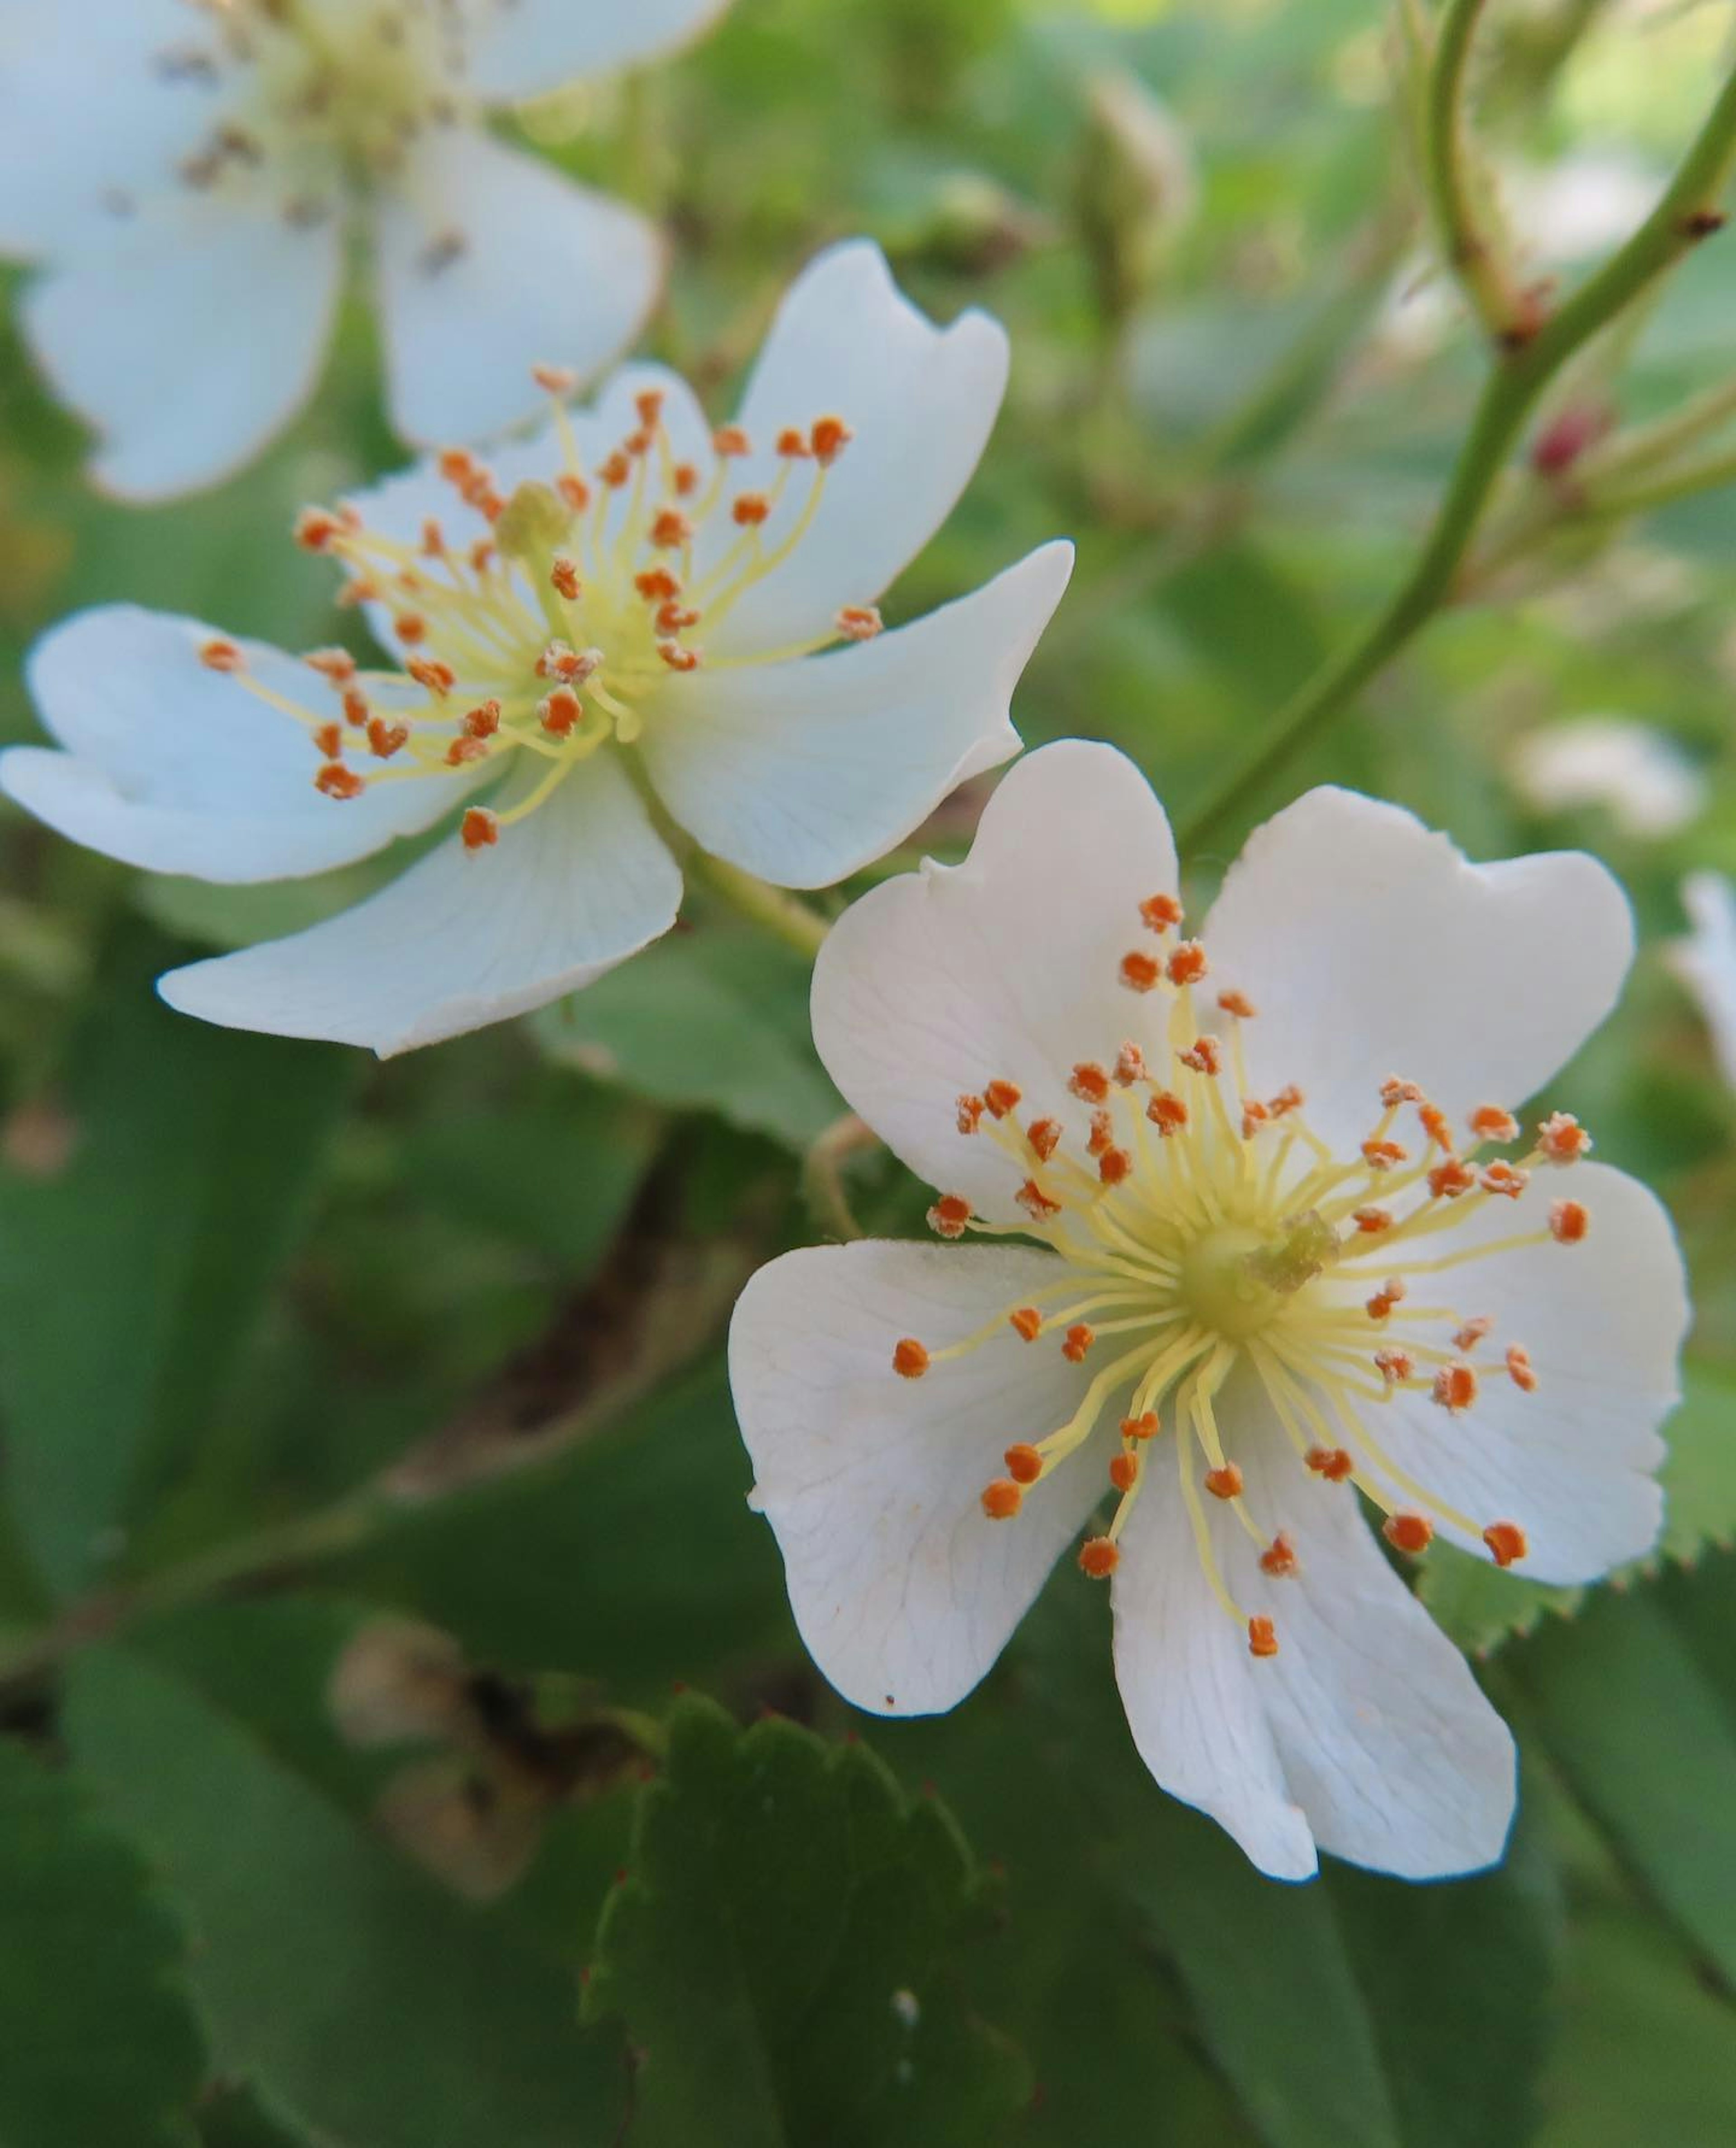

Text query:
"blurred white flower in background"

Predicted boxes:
[[1510, 716, 1706, 838], [0, 0, 730, 499], [1669, 872, 1736, 1093], [0, 244, 1072, 1054]]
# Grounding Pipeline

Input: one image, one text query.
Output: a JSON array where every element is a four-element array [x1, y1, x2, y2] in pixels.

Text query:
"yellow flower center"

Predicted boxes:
[[200, 390, 880, 852], [903, 902, 1597, 1659]]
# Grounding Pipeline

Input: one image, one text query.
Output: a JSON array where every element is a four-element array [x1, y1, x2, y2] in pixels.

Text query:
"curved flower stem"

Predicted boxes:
[[1426, 0, 1530, 346], [1179, 58, 1736, 855], [1580, 443, 1736, 520], [802, 1112, 879, 1241], [688, 849, 832, 959]]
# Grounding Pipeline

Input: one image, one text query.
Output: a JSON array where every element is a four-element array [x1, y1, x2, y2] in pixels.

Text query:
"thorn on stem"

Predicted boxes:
[[1680, 207, 1728, 240]]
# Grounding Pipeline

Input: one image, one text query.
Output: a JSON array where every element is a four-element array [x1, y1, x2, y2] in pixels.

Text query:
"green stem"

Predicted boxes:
[[689, 849, 832, 958], [1585, 443, 1736, 520], [1179, 60, 1736, 854], [1426, 0, 1528, 344]]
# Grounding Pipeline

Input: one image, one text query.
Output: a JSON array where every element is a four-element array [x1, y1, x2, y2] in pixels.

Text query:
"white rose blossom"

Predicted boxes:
[[0, 0, 731, 499], [1668, 871, 1736, 1093], [1, 244, 1073, 1054], [730, 742, 1687, 1881]]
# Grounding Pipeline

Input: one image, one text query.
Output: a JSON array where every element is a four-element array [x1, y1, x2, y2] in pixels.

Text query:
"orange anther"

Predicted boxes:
[[1248, 1616, 1279, 1658], [956, 1093, 986, 1135], [651, 508, 695, 549], [420, 517, 445, 558], [1381, 1077, 1423, 1107], [1419, 1103, 1455, 1152], [1217, 989, 1256, 1018], [1204, 1464, 1243, 1501], [303, 647, 355, 683], [1365, 1279, 1406, 1320], [984, 1079, 1023, 1119], [1119, 950, 1160, 993], [1005, 1443, 1043, 1483], [1140, 892, 1183, 931], [461, 807, 499, 851], [1538, 1112, 1591, 1163], [394, 613, 428, 645], [313, 721, 342, 759], [776, 427, 811, 458], [464, 700, 501, 738], [469, 541, 496, 575], [335, 577, 378, 609], [1432, 1363, 1478, 1413], [533, 363, 579, 396], [551, 555, 581, 600], [1260, 1533, 1297, 1578], [437, 449, 477, 485], [342, 688, 370, 727], [623, 428, 654, 460], [1146, 1091, 1188, 1134], [658, 641, 701, 673], [1374, 1347, 1415, 1386], [1453, 1316, 1492, 1352], [1109, 1451, 1140, 1493], [1078, 1537, 1119, 1579], [1481, 1162, 1529, 1198], [366, 718, 407, 759], [1069, 1063, 1111, 1105], [314, 761, 363, 800], [1099, 1146, 1133, 1186], [1483, 1521, 1528, 1568], [892, 1338, 930, 1379], [1009, 1308, 1043, 1343], [556, 473, 591, 512], [657, 602, 702, 633], [1017, 1180, 1061, 1222], [636, 568, 680, 604], [835, 605, 882, 642], [810, 415, 854, 465], [598, 451, 633, 489], [981, 1479, 1023, 1521], [1428, 1159, 1477, 1200], [1121, 1412, 1158, 1441], [540, 687, 582, 736], [1179, 1037, 1222, 1076], [293, 508, 344, 552], [927, 1194, 972, 1239], [200, 637, 244, 673], [1027, 1117, 1062, 1161], [1362, 1138, 1406, 1171], [1086, 1109, 1113, 1158], [1269, 1084, 1304, 1116], [407, 657, 456, 697], [1383, 1513, 1434, 1555], [1506, 1344, 1537, 1393], [445, 736, 490, 767], [1062, 1324, 1094, 1362], [1241, 1100, 1270, 1140], [732, 493, 772, 527], [675, 460, 700, 494], [712, 425, 750, 457], [1114, 1043, 1147, 1086], [1470, 1105, 1519, 1144], [1306, 1446, 1354, 1482], [1354, 1207, 1392, 1234], [1550, 1199, 1589, 1243], [634, 388, 665, 430], [1167, 941, 1208, 986]]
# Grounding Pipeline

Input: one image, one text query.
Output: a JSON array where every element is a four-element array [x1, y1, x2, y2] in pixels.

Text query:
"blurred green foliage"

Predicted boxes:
[[3, 0, 1736, 2142]]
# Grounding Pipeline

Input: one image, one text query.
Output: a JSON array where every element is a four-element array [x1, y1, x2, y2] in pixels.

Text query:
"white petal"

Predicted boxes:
[[694, 241, 1010, 660], [1668, 871, 1736, 1093], [1510, 717, 1705, 838], [1201, 787, 1635, 1154], [465, 0, 731, 101], [2, 607, 474, 883], [22, 196, 342, 500], [375, 129, 661, 449], [1335, 1161, 1684, 1584], [158, 754, 682, 1055], [810, 741, 1179, 1218], [1112, 1385, 1516, 1880], [0, 0, 217, 256], [640, 542, 1072, 890], [729, 1240, 1103, 1715]]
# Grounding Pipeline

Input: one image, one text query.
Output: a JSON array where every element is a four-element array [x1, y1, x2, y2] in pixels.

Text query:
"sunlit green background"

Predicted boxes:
[[2, 1, 1735, 2142]]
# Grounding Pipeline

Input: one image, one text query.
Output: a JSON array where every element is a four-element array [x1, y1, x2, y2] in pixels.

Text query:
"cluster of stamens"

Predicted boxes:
[[200, 377, 878, 852], [898, 894, 1596, 1660]]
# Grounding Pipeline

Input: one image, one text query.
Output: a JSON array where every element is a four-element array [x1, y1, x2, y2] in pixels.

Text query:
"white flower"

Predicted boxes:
[[0, 0, 731, 499], [1, 243, 1073, 1055], [1668, 871, 1736, 1092], [730, 742, 1687, 1881], [1511, 717, 1705, 838]]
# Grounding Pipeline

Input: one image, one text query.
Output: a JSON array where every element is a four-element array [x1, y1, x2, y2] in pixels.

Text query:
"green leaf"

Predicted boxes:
[[62, 1646, 625, 2148], [583, 1693, 1031, 2147], [533, 911, 840, 1148], [1420, 1360, 1736, 1655], [0, 925, 353, 1597], [0, 1735, 206, 2148], [1535, 1897, 1736, 2148], [1016, 1578, 1561, 2148], [1514, 1571, 1736, 1991]]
